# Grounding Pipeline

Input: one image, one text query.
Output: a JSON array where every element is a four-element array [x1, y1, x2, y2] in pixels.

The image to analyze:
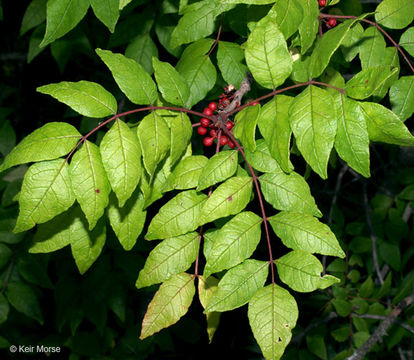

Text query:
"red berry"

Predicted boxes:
[[228, 140, 235, 149], [328, 18, 337, 27], [208, 102, 217, 111], [226, 121, 234, 130], [203, 137, 214, 146], [198, 126, 207, 135], [220, 135, 228, 146], [200, 118, 210, 127], [210, 129, 217, 137], [319, 0, 326, 6], [203, 107, 213, 116], [251, 101, 259, 106]]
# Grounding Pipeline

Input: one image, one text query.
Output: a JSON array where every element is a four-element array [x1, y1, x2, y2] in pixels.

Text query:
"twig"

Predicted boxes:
[[352, 314, 414, 335], [218, 74, 252, 115], [346, 292, 414, 360], [207, 16, 223, 57], [362, 181, 384, 285]]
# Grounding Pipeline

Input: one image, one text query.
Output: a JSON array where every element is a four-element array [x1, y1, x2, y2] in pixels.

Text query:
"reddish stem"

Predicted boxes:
[[207, 17, 223, 57], [221, 126, 275, 284]]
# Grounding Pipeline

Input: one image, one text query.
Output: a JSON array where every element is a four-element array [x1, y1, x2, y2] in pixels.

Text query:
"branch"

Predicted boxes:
[[352, 314, 414, 335], [218, 74, 253, 115], [346, 293, 414, 360]]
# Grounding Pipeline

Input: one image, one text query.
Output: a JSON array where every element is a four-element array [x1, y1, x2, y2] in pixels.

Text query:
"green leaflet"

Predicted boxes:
[[176, 39, 217, 108], [217, 41, 247, 88], [245, 139, 285, 173], [341, 22, 364, 62], [372, 47, 400, 101], [119, 0, 132, 10], [140, 273, 195, 339], [375, 0, 414, 30], [333, 95, 370, 178], [199, 176, 253, 225], [197, 150, 238, 191], [71, 216, 106, 275], [204, 259, 268, 312], [90, 0, 119, 33], [70, 141, 111, 230], [6, 282, 43, 324], [100, 119, 141, 207], [0, 122, 81, 173], [400, 27, 414, 57], [248, 284, 298, 360], [157, 109, 192, 167], [360, 102, 414, 146], [257, 95, 293, 173], [37, 81, 117, 118], [259, 172, 322, 217], [310, 18, 360, 78], [275, 250, 340, 292], [136, 232, 199, 288], [153, 58, 189, 107], [20, 0, 46, 36], [269, 211, 345, 257], [271, 0, 303, 40], [219, 0, 275, 3], [288, 86, 337, 179], [165, 155, 208, 191], [233, 105, 260, 152], [14, 159, 74, 233], [244, 9, 292, 89], [0, 120, 16, 158], [0, 292, 9, 324], [298, 0, 319, 54], [198, 276, 221, 343], [155, 15, 183, 58], [170, 0, 218, 48], [345, 65, 398, 100], [107, 190, 146, 251], [96, 48, 158, 105], [204, 212, 262, 277], [137, 112, 171, 177], [125, 33, 159, 75], [203, 228, 220, 259], [30, 208, 76, 253], [146, 190, 207, 240], [359, 27, 386, 69], [40, 0, 89, 47], [390, 76, 414, 122]]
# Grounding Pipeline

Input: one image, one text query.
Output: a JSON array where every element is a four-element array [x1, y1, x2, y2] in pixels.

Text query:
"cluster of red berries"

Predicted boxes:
[[197, 102, 236, 148], [318, 0, 337, 27]]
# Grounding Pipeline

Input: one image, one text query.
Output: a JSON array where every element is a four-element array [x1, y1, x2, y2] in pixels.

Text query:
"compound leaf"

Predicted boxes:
[[248, 284, 298, 360], [233, 104, 260, 152], [334, 95, 370, 177], [140, 273, 195, 339], [360, 102, 414, 146], [276, 250, 340, 292], [197, 150, 238, 191], [389, 76, 414, 121], [199, 176, 253, 225], [257, 95, 293, 173], [176, 39, 217, 108], [289, 86, 337, 179], [146, 190, 207, 240], [244, 9, 292, 89], [204, 212, 262, 277], [137, 232, 199, 288], [107, 190, 146, 251], [260, 172, 322, 217], [100, 119, 141, 207], [205, 259, 268, 312], [0, 122, 81, 173], [37, 81, 117, 118], [40, 0, 89, 47], [14, 159, 75, 233], [96, 48, 158, 105], [70, 141, 111, 230], [137, 112, 171, 177], [269, 211, 345, 257], [153, 58, 189, 107]]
